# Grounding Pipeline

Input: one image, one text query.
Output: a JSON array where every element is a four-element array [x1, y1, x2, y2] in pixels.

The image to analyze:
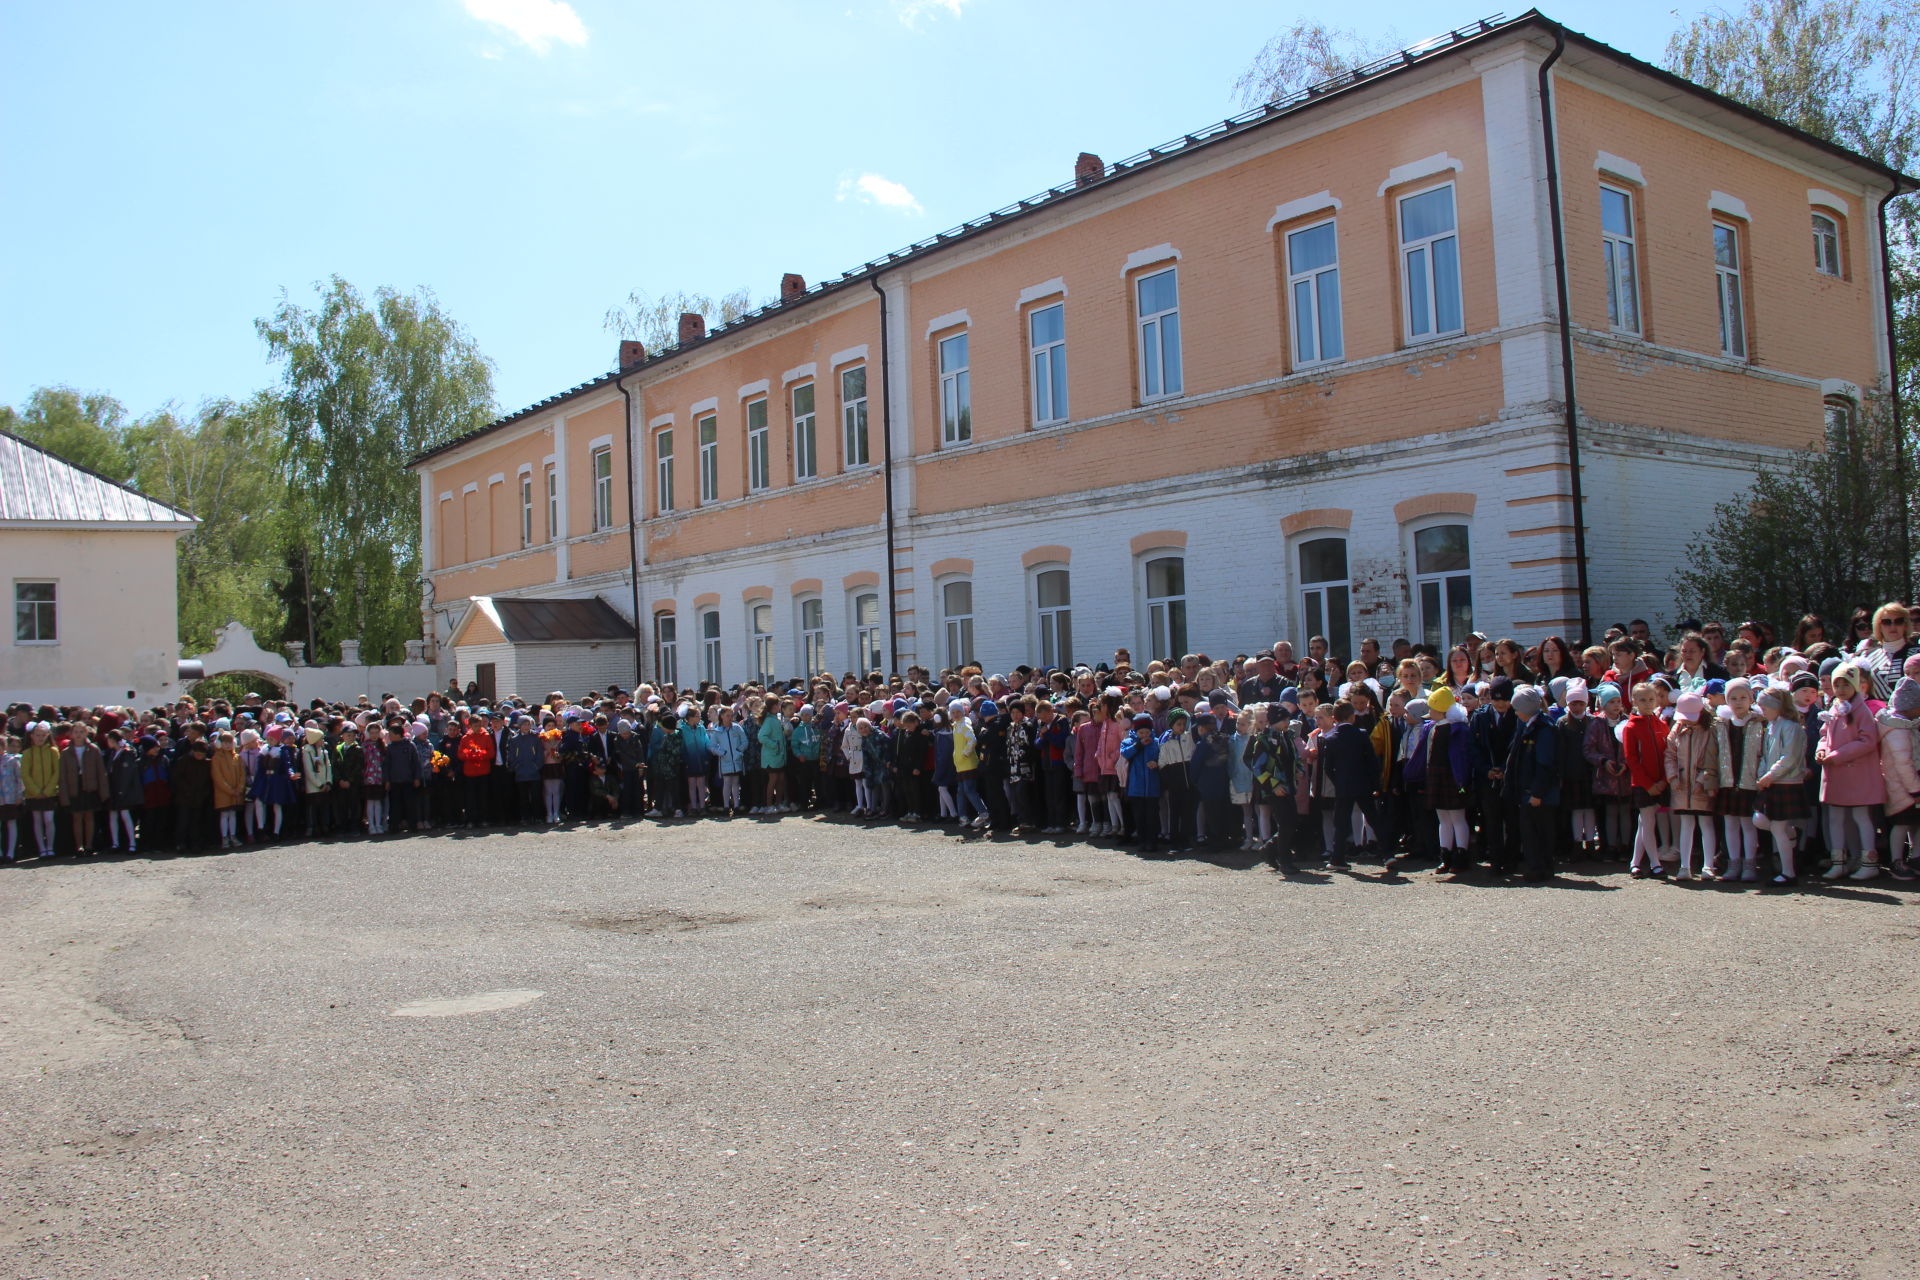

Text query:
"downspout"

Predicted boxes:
[[870, 274, 900, 673], [1879, 178, 1912, 602], [613, 368, 646, 688], [1537, 27, 1593, 644]]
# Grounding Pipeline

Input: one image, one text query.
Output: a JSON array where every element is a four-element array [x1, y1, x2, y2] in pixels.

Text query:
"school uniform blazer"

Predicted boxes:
[[1503, 714, 1561, 806], [1318, 722, 1379, 799], [1714, 711, 1764, 791], [1819, 698, 1884, 806], [105, 749, 144, 809], [1468, 707, 1517, 784], [56, 743, 109, 805], [1757, 717, 1807, 787]]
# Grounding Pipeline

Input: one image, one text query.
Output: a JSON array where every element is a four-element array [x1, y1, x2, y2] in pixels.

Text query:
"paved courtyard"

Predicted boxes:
[[3, 817, 1918, 1279]]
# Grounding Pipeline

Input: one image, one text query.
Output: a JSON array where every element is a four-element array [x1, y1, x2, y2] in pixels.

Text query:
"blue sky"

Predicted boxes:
[[0, 0, 1696, 421]]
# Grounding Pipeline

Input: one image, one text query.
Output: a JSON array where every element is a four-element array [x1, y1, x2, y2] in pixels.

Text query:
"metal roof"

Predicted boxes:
[[408, 7, 1918, 470], [0, 430, 197, 526], [493, 596, 634, 644]]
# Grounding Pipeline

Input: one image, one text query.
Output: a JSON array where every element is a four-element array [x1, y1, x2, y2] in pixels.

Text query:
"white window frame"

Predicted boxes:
[[1398, 182, 1464, 343], [1293, 535, 1352, 665], [746, 397, 770, 492], [1408, 520, 1474, 653], [1600, 183, 1641, 335], [1135, 267, 1183, 401], [1812, 210, 1842, 277], [699, 607, 722, 686], [853, 592, 883, 674], [1032, 566, 1072, 670], [1028, 303, 1069, 426], [792, 383, 818, 481], [840, 365, 870, 468], [938, 331, 971, 445], [591, 445, 614, 530], [696, 413, 719, 504], [1714, 220, 1747, 359], [749, 600, 775, 686], [544, 465, 559, 541], [798, 596, 826, 676], [938, 577, 975, 670], [1141, 554, 1187, 662], [520, 473, 534, 548], [1285, 218, 1343, 367], [655, 429, 675, 514], [14, 580, 57, 645], [654, 612, 678, 686]]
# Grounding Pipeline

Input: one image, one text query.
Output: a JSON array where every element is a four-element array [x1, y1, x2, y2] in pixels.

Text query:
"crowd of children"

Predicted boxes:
[[5, 605, 1918, 889]]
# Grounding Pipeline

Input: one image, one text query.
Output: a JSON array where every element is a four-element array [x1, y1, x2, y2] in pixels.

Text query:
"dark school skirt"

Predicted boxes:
[[1757, 784, 1811, 823], [1716, 786, 1758, 818], [24, 796, 55, 811], [1631, 786, 1662, 810]]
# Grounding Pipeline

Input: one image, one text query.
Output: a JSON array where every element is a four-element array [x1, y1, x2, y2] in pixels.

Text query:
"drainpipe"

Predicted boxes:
[[1537, 27, 1593, 645], [870, 274, 900, 673], [1879, 178, 1912, 602], [613, 368, 645, 688]]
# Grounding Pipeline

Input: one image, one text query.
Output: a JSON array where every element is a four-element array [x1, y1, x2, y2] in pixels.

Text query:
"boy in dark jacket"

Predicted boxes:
[[1320, 702, 1381, 872], [1504, 686, 1562, 881]]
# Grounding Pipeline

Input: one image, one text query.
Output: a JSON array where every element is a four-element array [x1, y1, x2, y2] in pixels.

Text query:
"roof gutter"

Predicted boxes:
[[612, 368, 646, 689], [870, 274, 900, 674], [1537, 25, 1593, 644]]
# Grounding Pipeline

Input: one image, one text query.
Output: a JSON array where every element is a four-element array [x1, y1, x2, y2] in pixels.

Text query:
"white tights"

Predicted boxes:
[[543, 778, 562, 821], [1107, 791, 1124, 831], [940, 786, 956, 818], [721, 774, 742, 810], [1757, 816, 1798, 878], [218, 809, 238, 842], [110, 809, 136, 850], [1436, 808, 1470, 850], [365, 796, 387, 835], [1631, 807, 1662, 872], [32, 810, 56, 853], [1675, 813, 1719, 878], [1570, 806, 1597, 845], [1824, 804, 1877, 867], [1722, 814, 1760, 878], [3, 817, 15, 859]]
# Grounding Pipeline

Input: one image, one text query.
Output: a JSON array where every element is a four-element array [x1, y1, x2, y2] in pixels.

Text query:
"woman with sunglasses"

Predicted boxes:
[[1855, 602, 1917, 702]]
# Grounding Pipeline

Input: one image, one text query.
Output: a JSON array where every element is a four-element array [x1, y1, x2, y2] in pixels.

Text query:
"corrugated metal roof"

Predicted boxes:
[[494, 596, 634, 644], [0, 430, 197, 526]]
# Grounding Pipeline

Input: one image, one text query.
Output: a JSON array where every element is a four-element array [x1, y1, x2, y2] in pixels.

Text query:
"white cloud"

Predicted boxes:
[[891, 0, 970, 28], [837, 172, 925, 215], [463, 0, 587, 53]]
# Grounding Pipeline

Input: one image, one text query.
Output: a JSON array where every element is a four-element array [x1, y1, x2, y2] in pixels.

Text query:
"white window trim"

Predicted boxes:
[[1016, 277, 1068, 308], [487, 473, 505, 487], [745, 397, 771, 493], [829, 345, 869, 369], [1120, 244, 1180, 277], [1284, 217, 1343, 369], [1812, 210, 1843, 277], [648, 413, 675, 430], [839, 364, 871, 468], [586, 434, 614, 452], [1291, 533, 1352, 660], [1266, 191, 1341, 231], [1600, 182, 1642, 335], [851, 591, 884, 674], [1028, 301, 1069, 426], [654, 429, 676, 513], [1376, 152, 1462, 197], [1139, 552, 1188, 661], [516, 462, 533, 477], [1031, 564, 1072, 670], [1709, 190, 1750, 221], [923, 309, 970, 339], [1714, 220, 1748, 359], [591, 445, 615, 530], [1398, 181, 1464, 344], [1135, 266, 1183, 403], [935, 576, 975, 670], [438, 491, 453, 503], [737, 379, 770, 399], [654, 612, 679, 686], [791, 382, 819, 481], [782, 362, 817, 386], [14, 579, 57, 646], [461, 482, 479, 495], [695, 414, 719, 504], [937, 331, 971, 446], [1807, 188, 1853, 218], [1406, 518, 1475, 652], [796, 595, 826, 676], [1593, 151, 1645, 185]]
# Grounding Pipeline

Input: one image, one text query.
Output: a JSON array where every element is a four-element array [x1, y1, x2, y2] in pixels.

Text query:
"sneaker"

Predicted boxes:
[[1849, 863, 1882, 881], [1740, 868, 1760, 882], [1891, 861, 1917, 881], [1822, 862, 1849, 879]]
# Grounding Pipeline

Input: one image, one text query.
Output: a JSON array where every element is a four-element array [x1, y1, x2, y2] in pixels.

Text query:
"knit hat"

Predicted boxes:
[[978, 700, 999, 717], [1277, 688, 1300, 708], [1704, 678, 1727, 697], [1406, 698, 1430, 720], [304, 727, 324, 745], [1758, 687, 1793, 715], [1723, 677, 1751, 701], [1489, 677, 1516, 702], [1511, 686, 1544, 718], [1893, 679, 1920, 717], [1150, 686, 1173, 702], [1564, 678, 1590, 705], [1819, 656, 1843, 679], [1594, 683, 1621, 707], [1131, 713, 1153, 727], [1789, 672, 1820, 693], [1167, 708, 1188, 723], [1547, 675, 1570, 706], [1675, 692, 1705, 722], [1831, 661, 1869, 696], [1194, 701, 1211, 716]]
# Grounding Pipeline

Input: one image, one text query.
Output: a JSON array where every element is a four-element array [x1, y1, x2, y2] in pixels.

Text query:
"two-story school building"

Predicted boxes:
[[410, 10, 1913, 701]]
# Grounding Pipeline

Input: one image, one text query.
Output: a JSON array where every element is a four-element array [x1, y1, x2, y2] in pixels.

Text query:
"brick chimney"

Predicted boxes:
[[1075, 152, 1104, 187], [677, 311, 706, 345], [617, 339, 647, 371], [780, 273, 806, 302]]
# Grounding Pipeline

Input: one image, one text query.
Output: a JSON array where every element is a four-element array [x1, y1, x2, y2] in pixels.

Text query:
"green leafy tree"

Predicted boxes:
[[0, 386, 135, 481], [603, 287, 755, 358], [257, 277, 495, 664]]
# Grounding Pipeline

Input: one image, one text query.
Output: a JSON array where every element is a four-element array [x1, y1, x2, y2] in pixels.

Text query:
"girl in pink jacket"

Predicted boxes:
[[1875, 679, 1920, 881], [1815, 662, 1884, 880]]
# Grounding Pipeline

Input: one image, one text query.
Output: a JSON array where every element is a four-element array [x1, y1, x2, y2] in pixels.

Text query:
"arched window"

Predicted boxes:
[[654, 612, 678, 686], [853, 592, 883, 672], [1296, 536, 1351, 663], [1411, 523, 1473, 651], [1143, 555, 1187, 661], [750, 601, 775, 685], [699, 608, 721, 686], [1034, 567, 1072, 669], [798, 596, 826, 676], [940, 579, 975, 669]]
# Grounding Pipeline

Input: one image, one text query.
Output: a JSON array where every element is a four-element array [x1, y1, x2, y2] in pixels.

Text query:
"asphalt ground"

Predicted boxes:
[[3, 815, 1918, 1279]]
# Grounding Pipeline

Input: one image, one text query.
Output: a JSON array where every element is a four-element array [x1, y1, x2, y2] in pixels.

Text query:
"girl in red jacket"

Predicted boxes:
[[1624, 681, 1671, 878]]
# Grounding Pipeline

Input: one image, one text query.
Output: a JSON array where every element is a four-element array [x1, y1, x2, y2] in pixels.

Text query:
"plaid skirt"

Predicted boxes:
[[1758, 784, 1811, 823], [1716, 786, 1758, 817]]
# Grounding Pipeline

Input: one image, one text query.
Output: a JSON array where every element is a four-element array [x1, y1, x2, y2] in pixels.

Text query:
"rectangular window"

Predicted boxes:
[[591, 445, 614, 530], [697, 413, 718, 504], [1399, 184, 1463, 341], [1296, 537, 1352, 665], [841, 365, 870, 467], [1136, 268, 1183, 400], [1412, 524, 1473, 651], [939, 333, 971, 445], [655, 613, 678, 686], [1286, 220, 1343, 366], [545, 466, 558, 540], [1714, 221, 1747, 359], [520, 474, 534, 548], [854, 593, 882, 673], [14, 581, 56, 644], [750, 602, 775, 685], [1035, 568, 1072, 669], [1813, 211, 1842, 277], [792, 384, 817, 481], [1029, 303, 1069, 425], [1600, 185, 1641, 334], [941, 580, 975, 669], [655, 430, 674, 513], [1144, 556, 1187, 660], [700, 609, 721, 686], [746, 398, 770, 492], [800, 597, 825, 675]]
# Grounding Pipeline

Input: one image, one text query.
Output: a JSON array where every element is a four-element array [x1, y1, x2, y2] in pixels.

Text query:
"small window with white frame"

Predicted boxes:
[[655, 429, 675, 513], [1714, 221, 1747, 359], [750, 600, 775, 685], [592, 445, 614, 530], [697, 413, 718, 504], [654, 612, 678, 686], [1029, 303, 1068, 426], [545, 465, 559, 540], [792, 383, 818, 481], [1142, 555, 1187, 661], [854, 592, 882, 673], [1285, 220, 1343, 367], [939, 578, 974, 669], [700, 607, 721, 685], [938, 332, 971, 445], [746, 397, 771, 492], [1295, 536, 1352, 663], [14, 580, 56, 644], [1812, 210, 1843, 277], [1399, 183, 1463, 342], [520, 473, 535, 547], [1600, 184, 1641, 334], [1411, 523, 1473, 652], [1135, 267, 1183, 400], [799, 596, 826, 676], [841, 365, 870, 467], [1034, 567, 1072, 669]]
